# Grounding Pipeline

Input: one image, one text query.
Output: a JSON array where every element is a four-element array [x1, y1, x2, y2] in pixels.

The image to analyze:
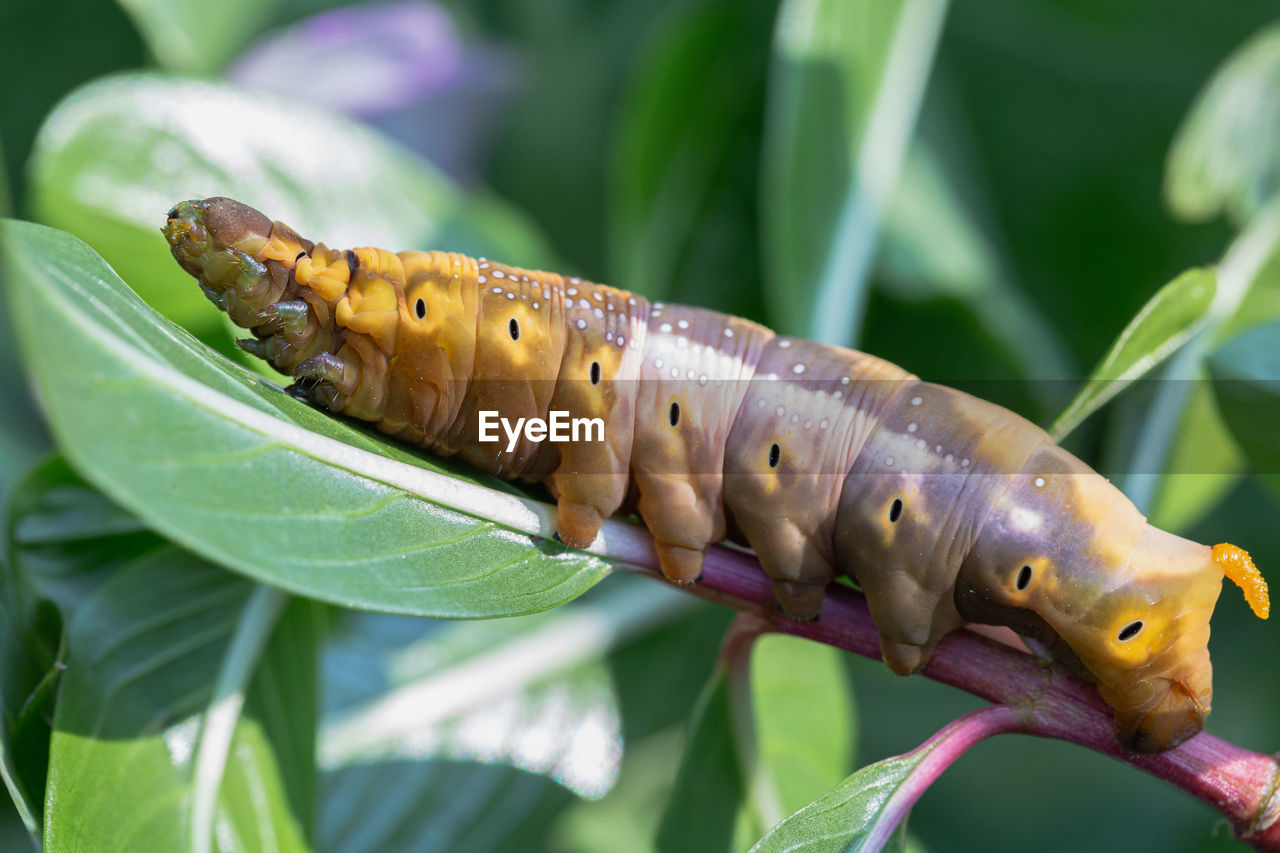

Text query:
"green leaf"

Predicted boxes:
[[761, 0, 948, 344], [609, 1, 775, 319], [7, 455, 162, 618], [655, 666, 755, 853], [1048, 268, 1216, 442], [878, 138, 1074, 406], [1147, 375, 1245, 533], [44, 549, 307, 851], [317, 576, 693, 852], [28, 73, 552, 356], [113, 0, 274, 75], [1166, 23, 1280, 227], [750, 749, 922, 852], [1208, 321, 1280, 500], [248, 598, 321, 841], [4, 219, 610, 618], [1, 455, 159, 839], [750, 635, 855, 818]]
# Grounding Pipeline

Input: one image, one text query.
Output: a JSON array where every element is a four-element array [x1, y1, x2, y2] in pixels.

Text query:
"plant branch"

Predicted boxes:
[[596, 526, 1280, 848]]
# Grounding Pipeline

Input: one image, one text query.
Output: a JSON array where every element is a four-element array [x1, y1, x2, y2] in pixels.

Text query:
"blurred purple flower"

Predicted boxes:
[[228, 1, 517, 183]]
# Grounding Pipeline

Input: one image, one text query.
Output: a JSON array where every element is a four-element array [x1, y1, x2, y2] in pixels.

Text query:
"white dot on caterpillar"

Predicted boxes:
[[593, 292, 603, 301], [532, 302, 540, 310], [945, 454, 954, 462], [776, 406, 786, 417], [652, 309, 662, 317], [792, 363, 805, 374], [506, 292, 515, 300], [654, 358, 664, 368], [778, 339, 791, 348], [791, 413, 800, 423], [833, 391, 843, 400], [687, 369, 696, 379], [699, 375, 709, 386], [605, 331, 614, 342], [628, 297, 637, 306], [579, 298, 590, 309], [724, 328, 734, 338], [542, 289, 550, 299], [670, 367, 679, 378], [911, 396, 922, 406], [936, 445, 942, 453], [479, 262, 489, 269], [804, 420, 813, 429], [677, 336, 688, 348], [1034, 477, 1046, 488], [907, 422, 918, 433], [841, 376, 850, 384], [819, 418, 830, 429], [492, 287, 502, 294], [678, 319, 690, 329], [886, 457, 894, 466], [655, 302, 665, 309], [478, 275, 487, 283], [757, 398, 767, 408], [659, 322, 672, 333], [607, 303, 614, 310], [961, 459, 971, 467], [574, 318, 587, 330], [594, 308, 604, 319], [916, 439, 925, 449], [567, 287, 578, 296], [570, 277, 581, 284], [493, 270, 505, 279]]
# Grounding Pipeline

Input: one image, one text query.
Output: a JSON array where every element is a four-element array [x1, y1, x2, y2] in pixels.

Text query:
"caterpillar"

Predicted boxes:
[[163, 196, 1269, 755]]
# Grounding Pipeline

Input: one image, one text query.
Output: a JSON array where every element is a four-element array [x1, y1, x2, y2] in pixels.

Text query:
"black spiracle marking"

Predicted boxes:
[[509, 318, 520, 341], [889, 498, 903, 523], [768, 443, 781, 468], [1117, 621, 1144, 642], [414, 298, 427, 320], [668, 401, 680, 427], [1017, 564, 1033, 590], [590, 361, 601, 385]]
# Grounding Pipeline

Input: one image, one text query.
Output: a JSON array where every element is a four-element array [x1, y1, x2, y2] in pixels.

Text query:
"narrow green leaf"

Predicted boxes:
[[190, 585, 288, 853], [29, 73, 552, 354], [44, 549, 308, 851], [1048, 268, 1216, 442], [655, 667, 754, 853], [750, 635, 855, 819], [879, 138, 1074, 403], [5, 220, 610, 618], [1147, 376, 1245, 533], [761, 0, 948, 343], [248, 598, 321, 841], [113, 0, 273, 75], [609, 1, 775, 317], [1166, 23, 1280, 227], [1208, 321, 1280, 501]]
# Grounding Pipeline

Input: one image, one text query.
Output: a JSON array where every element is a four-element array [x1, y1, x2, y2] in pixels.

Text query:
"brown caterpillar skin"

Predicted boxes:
[[164, 197, 1269, 754]]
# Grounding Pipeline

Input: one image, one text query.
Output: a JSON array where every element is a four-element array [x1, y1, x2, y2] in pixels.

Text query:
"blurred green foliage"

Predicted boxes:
[[2, 1, 1279, 851]]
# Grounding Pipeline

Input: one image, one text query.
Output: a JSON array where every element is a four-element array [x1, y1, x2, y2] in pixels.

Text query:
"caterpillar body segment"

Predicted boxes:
[[164, 197, 1270, 754]]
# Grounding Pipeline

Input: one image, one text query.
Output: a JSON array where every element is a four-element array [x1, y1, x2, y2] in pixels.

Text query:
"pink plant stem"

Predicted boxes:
[[865, 705, 1030, 851], [602, 530, 1280, 849]]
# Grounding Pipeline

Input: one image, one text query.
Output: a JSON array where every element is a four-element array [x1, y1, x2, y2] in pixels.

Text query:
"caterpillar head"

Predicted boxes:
[[954, 446, 1268, 754], [163, 197, 285, 327]]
